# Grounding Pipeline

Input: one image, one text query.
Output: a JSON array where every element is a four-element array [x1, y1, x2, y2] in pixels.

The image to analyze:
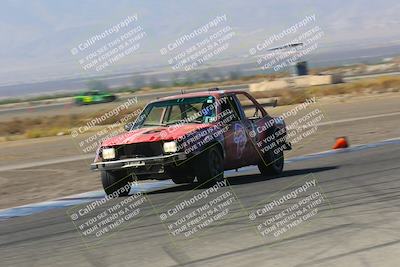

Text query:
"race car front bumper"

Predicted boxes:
[[90, 153, 187, 172]]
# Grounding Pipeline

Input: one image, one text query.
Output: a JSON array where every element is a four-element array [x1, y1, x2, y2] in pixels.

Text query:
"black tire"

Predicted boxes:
[[105, 95, 116, 103], [171, 176, 195, 184], [258, 146, 284, 176], [195, 146, 224, 186], [101, 170, 131, 197], [168, 164, 195, 184]]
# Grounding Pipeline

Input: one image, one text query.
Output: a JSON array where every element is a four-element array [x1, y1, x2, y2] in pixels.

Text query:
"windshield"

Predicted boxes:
[[134, 96, 217, 128]]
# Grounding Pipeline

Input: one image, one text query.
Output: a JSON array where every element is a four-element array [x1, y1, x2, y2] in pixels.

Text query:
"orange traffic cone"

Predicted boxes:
[[333, 137, 349, 149]]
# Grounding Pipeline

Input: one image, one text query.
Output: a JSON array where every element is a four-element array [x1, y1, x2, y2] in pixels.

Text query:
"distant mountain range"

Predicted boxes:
[[0, 0, 400, 89]]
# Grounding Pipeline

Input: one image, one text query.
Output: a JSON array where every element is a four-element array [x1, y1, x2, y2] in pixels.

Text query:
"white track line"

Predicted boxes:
[[316, 111, 400, 126], [1, 111, 399, 172], [0, 154, 92, 172]]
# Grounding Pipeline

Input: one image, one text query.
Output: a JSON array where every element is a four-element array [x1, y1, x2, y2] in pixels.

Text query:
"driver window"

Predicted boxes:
[[220, 95, 241, 121]]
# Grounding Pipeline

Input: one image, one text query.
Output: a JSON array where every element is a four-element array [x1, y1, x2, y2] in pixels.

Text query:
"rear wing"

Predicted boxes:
[[242, 99, 277, 110]]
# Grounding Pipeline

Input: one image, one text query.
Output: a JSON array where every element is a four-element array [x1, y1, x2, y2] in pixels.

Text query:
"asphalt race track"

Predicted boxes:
[[1, 140, 400, 267]]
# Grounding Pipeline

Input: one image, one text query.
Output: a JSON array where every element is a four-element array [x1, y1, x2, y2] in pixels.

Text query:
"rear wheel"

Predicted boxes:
[[196, 146, 224, 186], [104, 95, 116, 103], [101, 170, 131, 197]]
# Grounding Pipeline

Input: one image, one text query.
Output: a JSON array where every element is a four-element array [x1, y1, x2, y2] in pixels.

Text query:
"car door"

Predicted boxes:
[[232, 93, 264, 166], [219, 95, 250, 170]]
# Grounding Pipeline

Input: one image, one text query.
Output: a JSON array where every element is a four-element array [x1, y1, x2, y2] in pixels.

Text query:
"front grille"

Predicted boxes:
[[115, 142, 163, 159]]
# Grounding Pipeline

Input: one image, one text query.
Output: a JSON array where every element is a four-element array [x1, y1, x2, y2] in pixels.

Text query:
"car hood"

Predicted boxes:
[[102, 124, 211, 146]]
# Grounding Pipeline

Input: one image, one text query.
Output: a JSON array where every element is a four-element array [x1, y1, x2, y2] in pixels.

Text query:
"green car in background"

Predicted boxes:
[[74, 90, 117, 105]]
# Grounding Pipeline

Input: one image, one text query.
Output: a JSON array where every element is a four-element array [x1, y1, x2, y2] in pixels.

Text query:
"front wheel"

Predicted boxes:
[[168, 165, 195, 184], [195, 146, 224, 186], [171, 176, 195, 184], [258, 147, 284, 176], [101, 170, 131, 197]]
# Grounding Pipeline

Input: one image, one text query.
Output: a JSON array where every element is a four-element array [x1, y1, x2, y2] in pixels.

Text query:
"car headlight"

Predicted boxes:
[[102, 148, 116, 160], [163, 141, 177, 153]]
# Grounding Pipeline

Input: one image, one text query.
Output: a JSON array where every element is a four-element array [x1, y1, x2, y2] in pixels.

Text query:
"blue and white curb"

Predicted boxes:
[[0, 180, 177, 220], [0, 138, 399, 220]]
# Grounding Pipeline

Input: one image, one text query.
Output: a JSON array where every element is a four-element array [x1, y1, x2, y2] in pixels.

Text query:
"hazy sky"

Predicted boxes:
[[0, 0, 399, 84]]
